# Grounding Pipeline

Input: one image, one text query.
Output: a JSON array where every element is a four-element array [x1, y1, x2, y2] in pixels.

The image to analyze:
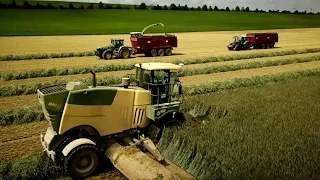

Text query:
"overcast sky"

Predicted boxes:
[[49, 0, 320, 12]]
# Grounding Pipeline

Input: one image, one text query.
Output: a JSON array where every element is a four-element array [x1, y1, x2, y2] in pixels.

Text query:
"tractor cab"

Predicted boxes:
[[134, 62, 183, 105], [111, 39, 125, 48], [233, 36, 247, 43]]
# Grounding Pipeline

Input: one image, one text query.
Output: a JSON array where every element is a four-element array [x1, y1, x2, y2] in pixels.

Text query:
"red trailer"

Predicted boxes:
[[227, 32, 279, 51], [130, 23, 178, 57], [246, 33, 279, 49]]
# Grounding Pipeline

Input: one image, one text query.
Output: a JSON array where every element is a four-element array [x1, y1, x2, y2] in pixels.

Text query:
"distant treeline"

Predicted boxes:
[[0, 0, 318, 15]]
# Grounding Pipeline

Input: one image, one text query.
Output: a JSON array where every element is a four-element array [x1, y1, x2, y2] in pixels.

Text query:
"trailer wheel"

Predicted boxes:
[[102, 50, 112, 60], [165, 48, 172, 56], [261, 44, 266, 49], [150, 49, 158, 57], [271, 43, 275, 48], [158, 49, 165, 56], [64, 144, 101, 179], [266, 44, 270, 49]]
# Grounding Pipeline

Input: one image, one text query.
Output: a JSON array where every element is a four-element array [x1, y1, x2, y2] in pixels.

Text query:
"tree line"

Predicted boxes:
[[0, 0, 317, 15]]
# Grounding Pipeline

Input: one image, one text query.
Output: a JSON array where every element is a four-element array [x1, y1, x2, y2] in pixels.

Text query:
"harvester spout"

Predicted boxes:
[[90, 70, 96, 87], [141, 22, 166, 35]]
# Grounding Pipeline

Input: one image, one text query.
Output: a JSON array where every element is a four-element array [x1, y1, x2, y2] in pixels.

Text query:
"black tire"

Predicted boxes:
[[155, 119, 183, 144], [234, 44, 240, 51], [148, 112, 185, 144], [64, 144, 101, 179], [102, 50, 112, 60], [266, 43, 270, 49], [271, 43, 275, 48], [261, 44, 266, 49], [120, 48, 130, 59], [158, 49, 165, 56], [244, 43, 251, 50], [150, 49, 158, 57], [165, 48, 172, 56]]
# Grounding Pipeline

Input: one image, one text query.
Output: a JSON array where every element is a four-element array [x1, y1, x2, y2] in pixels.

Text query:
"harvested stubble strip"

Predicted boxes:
[[1, 53, 320, 98], [1, 48, 320, 81], [0, 51, 94, 61], [1, 65, 320, 127]]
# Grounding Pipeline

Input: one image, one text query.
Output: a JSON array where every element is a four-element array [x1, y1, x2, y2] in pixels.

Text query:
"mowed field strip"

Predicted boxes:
[[1, 61, 320, 112], [1, 52, 319, 87], [0, 28, 319, 59]]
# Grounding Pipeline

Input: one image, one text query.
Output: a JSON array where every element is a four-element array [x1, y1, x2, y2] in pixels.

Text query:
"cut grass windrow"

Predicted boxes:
[[1, 68, 320, 127], [1, 48, 320, 81], [0, 51, 94, 61], [0, 152, 69, 180], [1, 54, 320, 97]]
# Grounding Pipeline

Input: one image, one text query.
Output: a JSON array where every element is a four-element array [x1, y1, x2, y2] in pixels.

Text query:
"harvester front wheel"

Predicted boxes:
[[102, 50, 112, 60], [155, 120, 183, 143], [158, 49, 165, 56], [151, 49, 158, 57], [165, 48, 172, 56], [64, 144, 101, 179], [120, 48, 131, 59]]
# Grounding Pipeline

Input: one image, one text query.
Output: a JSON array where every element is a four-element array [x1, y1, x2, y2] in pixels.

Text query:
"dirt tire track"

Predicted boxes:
[[0, 135, 42, 162]]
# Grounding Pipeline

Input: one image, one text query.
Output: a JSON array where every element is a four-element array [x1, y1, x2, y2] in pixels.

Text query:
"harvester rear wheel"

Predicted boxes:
[[102, 50, 112, 60], [120, 48, 130, 59], [151, 49, 158, 57], [64, 144, 101, 179], [165, 48, 172, 56], [158, 49, 165, 56]]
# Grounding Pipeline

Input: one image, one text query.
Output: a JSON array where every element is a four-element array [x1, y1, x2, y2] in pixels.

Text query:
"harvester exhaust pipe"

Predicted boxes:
[[121, 77, 130, 88], [90, 70, 96, 87]]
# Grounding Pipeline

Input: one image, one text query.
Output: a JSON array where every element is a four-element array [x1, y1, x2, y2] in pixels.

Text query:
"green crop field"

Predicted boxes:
[[158, 75, 320, 179], [0, 8, 319, 36], [1, 0, 136, 8]]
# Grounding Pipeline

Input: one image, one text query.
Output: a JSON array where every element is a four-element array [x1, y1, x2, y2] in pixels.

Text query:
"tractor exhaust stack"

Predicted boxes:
[[90, 70, 96, 87]]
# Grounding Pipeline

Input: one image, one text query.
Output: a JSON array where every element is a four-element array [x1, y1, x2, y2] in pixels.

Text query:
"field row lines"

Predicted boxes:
[[1, 48, 319, 80], [1, 61, 320, 111], [1, 64, 320, 163], [1, 52, 320, 98]]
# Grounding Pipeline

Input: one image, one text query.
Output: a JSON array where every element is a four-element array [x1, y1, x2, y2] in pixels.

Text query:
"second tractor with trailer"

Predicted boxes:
[[38, 62, 194, 179], [228, 32, 279, 51], [95, 23, 178, 60]]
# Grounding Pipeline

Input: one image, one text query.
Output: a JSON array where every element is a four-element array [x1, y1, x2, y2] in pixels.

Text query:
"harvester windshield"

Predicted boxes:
[[134, 63, 183, 105]]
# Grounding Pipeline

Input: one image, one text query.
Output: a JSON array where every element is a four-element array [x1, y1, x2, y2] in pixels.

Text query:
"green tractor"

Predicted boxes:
[[94, 39, 132, 59], [227, 35, 252, 51]]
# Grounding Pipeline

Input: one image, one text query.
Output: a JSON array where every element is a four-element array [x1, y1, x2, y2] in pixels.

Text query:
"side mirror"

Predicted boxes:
[[178, 84, 182, 95]]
